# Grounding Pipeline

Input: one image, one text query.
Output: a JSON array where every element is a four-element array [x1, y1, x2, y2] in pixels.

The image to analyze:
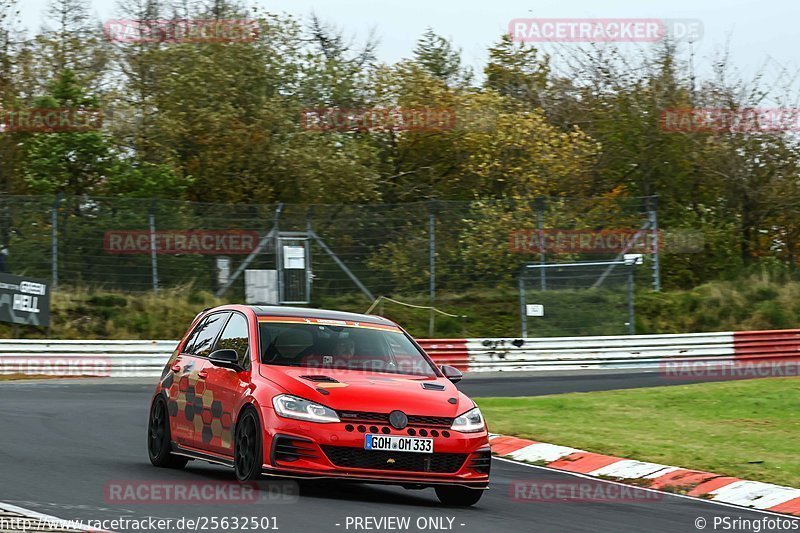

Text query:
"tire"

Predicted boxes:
[[434, 486, 484, 506], [234, 409, 263, 481], [147, 396, 189, 468]]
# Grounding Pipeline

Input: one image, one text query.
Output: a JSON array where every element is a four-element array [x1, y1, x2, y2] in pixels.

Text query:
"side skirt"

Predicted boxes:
[[171, 442, 235, 468]]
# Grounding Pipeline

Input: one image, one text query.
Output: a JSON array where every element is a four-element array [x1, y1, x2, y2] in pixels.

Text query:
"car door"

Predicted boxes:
[[199, 311, 253, 456], [167, 311, 229, 448]]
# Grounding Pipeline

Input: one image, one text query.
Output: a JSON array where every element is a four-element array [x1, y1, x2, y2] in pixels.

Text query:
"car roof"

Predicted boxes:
[[245, 305, 395, 326]]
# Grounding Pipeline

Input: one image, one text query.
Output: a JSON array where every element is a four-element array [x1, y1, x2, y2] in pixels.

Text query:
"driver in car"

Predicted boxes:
[[336, 337, 356, 357]]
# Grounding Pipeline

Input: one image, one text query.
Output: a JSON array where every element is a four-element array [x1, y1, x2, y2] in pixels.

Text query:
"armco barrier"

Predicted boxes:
[[465, 332, 736, 372], [416, 339, 469, 371], [1, 330, 799, 377], [0, 340, 177, 377], [733, 329, 800, 362], [0, 339, 468, 377]]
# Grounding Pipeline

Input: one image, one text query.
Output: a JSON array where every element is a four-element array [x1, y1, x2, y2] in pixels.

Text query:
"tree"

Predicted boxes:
[[412, 28, 470, 86], [21, 69, 116, 196], [108, 0, 165, 163], [299, 13, 377, 108], [32, 0, 109, 90], [0, 0, 20, 193], [484, 35, 549, 107], [0, 0, 17, 94]]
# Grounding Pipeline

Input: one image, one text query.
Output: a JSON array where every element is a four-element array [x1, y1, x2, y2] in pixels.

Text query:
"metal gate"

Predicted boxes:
[[277, 235, 311, 304], [519, 257, 641, 337]]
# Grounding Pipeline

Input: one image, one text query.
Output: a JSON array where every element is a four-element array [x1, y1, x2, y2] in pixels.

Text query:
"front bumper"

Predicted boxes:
[[259, 407, 491, 488]]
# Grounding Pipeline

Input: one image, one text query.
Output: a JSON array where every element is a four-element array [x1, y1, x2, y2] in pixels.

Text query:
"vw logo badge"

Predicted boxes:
[[389, 410, 408, 429]]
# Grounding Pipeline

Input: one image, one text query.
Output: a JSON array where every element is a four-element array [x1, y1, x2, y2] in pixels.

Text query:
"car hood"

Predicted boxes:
[[260, 366, 472, 417]]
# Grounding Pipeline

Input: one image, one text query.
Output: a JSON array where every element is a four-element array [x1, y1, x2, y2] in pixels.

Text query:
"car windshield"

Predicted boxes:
[[258, 318, 437, 377]]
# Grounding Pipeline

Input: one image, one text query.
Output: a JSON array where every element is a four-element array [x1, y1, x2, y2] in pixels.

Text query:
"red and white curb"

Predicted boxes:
[[0, 501, 101, 532], [489, 434, 800, 516]]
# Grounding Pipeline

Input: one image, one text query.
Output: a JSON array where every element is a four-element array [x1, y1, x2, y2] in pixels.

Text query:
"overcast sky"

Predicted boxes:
[[15, 0, 800, 90]]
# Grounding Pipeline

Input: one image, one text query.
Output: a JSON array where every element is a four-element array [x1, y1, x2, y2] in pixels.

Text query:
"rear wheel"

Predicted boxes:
[[147, 396, 188, 468], [434, 486, 484, 506], [234, 409, 263, 481]]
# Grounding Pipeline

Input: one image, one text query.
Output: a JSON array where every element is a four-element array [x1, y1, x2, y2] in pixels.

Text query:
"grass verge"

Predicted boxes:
[[4, 269, 800, 339], [0, 374, 65, 381], [476, 377, 800, 487]]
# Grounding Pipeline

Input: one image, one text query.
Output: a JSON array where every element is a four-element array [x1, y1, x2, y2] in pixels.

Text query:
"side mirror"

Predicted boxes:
[[209, 349, 242, 371], [440, 365, 463, 384]]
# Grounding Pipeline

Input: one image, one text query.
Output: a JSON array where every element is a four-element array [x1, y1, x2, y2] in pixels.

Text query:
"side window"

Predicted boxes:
[[181, 318, 206, 355], [215, 313, 251, 369], [187, 312, 229, 357]]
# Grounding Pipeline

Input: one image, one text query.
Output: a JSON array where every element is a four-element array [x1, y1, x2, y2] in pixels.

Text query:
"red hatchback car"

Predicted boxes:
[[148, 305, 491, 506]]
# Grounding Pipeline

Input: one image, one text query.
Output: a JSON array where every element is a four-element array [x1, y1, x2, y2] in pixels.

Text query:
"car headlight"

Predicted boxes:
[[450, 407, 485, 433], [272, 395, 340, 423]]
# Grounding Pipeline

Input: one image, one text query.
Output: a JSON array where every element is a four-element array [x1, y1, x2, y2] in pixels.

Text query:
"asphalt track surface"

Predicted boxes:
[[0, 376, 794, 533], [458, 369, 752, 397]]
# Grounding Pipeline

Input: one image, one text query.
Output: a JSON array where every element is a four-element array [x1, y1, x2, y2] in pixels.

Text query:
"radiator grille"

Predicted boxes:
[[321, 446, 467, 473], [338, 411, 453, 427]]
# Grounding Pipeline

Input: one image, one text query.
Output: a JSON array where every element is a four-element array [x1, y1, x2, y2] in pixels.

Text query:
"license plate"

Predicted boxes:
[[364, 434, 433, 454]]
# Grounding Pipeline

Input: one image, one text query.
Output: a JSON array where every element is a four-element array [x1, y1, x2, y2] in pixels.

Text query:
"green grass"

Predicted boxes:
[[320, 287, 632, 338], [636, 272, 800, 333], [0, 285, 225, 340], [0, 374, 64, 381], [5, 268, 800, 339], [323, 271, 800, 338], [476, 377, 800, 487], [319, 289, 519, 338]]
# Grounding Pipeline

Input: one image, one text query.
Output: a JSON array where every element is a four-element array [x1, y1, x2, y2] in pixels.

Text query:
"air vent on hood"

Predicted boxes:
[[299, 375, 339, 383], [422, 383, 446, 391]]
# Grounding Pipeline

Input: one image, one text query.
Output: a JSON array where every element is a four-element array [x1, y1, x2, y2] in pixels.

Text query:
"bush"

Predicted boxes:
[[2, 271, 800, 340]]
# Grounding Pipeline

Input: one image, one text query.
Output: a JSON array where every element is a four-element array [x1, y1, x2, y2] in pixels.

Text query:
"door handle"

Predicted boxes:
[[198, 370, 208, 379]]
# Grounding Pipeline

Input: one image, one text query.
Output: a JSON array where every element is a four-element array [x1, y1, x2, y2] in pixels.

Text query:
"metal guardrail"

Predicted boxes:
[[416, 339, 469, 371], [464, 332, 737, 372], [0, 340, 177, 377], [1, 330, 798, 377], [732, 329, 800, 360]]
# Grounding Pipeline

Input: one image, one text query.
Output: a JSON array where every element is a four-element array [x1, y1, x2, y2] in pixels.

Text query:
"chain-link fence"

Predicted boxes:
[[520, 260, 638, 337], [0, 195, 669, 332]]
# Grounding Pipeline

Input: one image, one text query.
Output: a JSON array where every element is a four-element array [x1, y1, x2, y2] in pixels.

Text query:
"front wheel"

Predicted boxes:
[[434, 486, 484, 506], [147, 396, 188, 469], [234, 409, 263, 481]]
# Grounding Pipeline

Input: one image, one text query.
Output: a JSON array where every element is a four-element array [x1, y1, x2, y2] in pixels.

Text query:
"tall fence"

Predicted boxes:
[[0, 194, 687, 336]]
